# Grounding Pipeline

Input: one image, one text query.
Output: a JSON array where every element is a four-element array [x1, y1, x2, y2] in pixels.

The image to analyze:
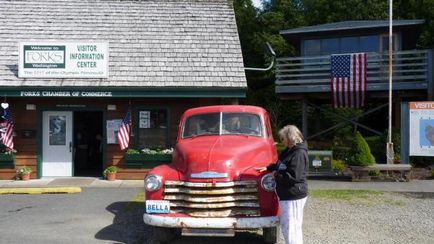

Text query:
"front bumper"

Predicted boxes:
[[143, 214, 279, 229]]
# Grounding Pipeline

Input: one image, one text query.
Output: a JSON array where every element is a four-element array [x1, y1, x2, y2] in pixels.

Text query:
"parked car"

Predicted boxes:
[[143, 105, 280, 243]]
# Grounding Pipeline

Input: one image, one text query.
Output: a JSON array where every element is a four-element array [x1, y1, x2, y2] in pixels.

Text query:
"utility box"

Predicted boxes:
[[308, 150, 332, 173]]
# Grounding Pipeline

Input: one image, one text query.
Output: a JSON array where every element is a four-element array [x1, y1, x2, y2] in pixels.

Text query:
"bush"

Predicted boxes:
[[348, 131, 376, 166], [332, 159, 346, 174]]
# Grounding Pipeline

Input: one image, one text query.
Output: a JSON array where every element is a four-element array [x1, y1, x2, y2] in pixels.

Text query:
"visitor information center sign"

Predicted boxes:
[[18, 42, 108, 78], [409, 101, 434, 156]]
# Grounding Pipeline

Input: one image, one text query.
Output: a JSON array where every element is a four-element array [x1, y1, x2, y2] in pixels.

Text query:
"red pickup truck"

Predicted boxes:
[[143, 105, 280, 243]]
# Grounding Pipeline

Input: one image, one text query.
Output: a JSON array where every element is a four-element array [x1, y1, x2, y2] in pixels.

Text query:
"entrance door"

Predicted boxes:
[[42, 111, 73, 177]]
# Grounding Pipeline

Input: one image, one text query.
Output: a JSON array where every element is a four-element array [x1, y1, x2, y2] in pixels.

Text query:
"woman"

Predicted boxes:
[[258, 125, 309, 244]]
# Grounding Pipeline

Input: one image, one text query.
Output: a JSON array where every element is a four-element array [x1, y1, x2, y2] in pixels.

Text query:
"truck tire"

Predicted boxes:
[[263, 226, 283, 244], [145, 226, 176, 244]]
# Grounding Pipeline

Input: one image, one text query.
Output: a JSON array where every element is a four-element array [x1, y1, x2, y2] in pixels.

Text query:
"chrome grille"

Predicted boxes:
[[163, 180, 260, 217]]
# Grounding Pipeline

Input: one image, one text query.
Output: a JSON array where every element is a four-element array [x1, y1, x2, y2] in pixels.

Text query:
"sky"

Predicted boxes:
[[252, 0, 262, 9]]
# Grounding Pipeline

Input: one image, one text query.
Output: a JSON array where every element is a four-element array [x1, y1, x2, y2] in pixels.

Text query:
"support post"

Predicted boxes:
[[428, 49, 434, 100], [400, 102, 409, 164], [302, 99, 308, 137]]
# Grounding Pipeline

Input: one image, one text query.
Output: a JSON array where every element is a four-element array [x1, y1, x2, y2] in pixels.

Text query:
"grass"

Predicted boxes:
[[310, 189, 406, 206], [310, 189, 383, 201]]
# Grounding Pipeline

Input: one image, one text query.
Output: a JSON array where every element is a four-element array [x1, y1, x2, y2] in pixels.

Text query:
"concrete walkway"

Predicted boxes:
[[0, 177, 433, 193]]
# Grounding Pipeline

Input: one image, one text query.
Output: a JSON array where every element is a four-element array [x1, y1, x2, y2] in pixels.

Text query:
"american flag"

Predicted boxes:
[[331, 53, 367, 108], [117, 109, 131, 150], [0, 107, 14, 150]]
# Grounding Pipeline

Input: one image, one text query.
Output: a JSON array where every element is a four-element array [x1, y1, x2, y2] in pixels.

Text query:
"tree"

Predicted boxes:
[[348, 131, 376, 166]]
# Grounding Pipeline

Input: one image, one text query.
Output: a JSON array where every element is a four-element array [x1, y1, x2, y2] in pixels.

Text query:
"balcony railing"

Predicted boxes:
[[275, 49, 434, 97]]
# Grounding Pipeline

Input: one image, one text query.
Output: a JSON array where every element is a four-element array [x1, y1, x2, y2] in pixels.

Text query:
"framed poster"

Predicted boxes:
[[49, 115, 66, 145], [106, 119, 122, 144]]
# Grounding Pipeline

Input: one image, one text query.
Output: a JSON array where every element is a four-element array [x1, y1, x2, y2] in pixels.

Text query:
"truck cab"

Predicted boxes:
[[143, 105, 280, 242]]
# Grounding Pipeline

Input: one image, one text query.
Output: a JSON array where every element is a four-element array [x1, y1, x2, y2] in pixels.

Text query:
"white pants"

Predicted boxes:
[[279, 197, 307, 244]]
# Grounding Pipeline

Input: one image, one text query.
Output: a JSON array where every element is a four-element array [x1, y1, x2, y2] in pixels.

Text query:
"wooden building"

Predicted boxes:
[[0, 0, 246, 179], [274, 20, 433, 141]]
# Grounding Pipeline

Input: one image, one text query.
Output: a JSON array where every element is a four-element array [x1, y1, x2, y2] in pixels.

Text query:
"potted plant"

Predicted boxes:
[[103, 165, 118, 181], [16, 166, 32, 181]]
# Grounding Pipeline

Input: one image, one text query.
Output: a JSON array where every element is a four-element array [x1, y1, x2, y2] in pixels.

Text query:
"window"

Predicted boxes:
[[360, 35, 379, 52], [304, 39, 321, 56], [341, 37, 359, 53], [137, 109, 168, 149], [303, 35, 380, 56], [380, 34, 398, 52], [321, 38, 339, 55], [182, 112, 262, 138]]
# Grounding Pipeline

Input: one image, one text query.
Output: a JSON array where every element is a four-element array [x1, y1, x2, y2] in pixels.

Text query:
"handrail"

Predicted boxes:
[[275, 49, 432, 91]]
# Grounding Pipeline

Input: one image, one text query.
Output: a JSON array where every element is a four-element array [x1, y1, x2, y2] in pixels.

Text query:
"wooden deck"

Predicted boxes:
[[275, 49, 434, 100]]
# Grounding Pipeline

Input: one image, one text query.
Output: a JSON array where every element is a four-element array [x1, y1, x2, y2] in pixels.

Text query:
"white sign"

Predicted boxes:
[[106, 119, 122, 144], [19, 42, 109, 78], [139, 111, 150, 128], [312, 159, 322, 167], [145, 200, 170, 214], [409, 102, 434, 156]]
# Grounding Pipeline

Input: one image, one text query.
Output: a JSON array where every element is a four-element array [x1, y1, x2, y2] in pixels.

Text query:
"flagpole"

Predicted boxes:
[[387, 0, 394, 164]]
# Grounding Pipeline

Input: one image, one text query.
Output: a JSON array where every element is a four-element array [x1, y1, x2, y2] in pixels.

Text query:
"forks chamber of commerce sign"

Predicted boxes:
[[18, 42, 109, 78]]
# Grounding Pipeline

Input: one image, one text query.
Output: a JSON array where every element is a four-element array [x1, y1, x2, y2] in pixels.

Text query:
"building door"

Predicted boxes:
[[73, 111, 103, 176], [42, 111, 73, 177]]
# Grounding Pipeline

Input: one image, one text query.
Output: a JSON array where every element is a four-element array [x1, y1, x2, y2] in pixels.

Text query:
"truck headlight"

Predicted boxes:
[[261, 173, 275, 192], [144, 174, 162, 192]]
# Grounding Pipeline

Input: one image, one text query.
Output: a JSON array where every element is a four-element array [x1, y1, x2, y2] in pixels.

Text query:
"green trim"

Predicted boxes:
[[37, 106, 107, 178], [1, 87, 246, 98]]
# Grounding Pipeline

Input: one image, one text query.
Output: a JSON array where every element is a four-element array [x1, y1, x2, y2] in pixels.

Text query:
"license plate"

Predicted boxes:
[[146, 200, 170, 213]]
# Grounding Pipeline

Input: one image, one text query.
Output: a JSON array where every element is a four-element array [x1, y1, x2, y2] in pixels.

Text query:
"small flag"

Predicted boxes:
[[0, 107, 14, 150], [331, 53, 367, 108], [117, 109, 132, 150]]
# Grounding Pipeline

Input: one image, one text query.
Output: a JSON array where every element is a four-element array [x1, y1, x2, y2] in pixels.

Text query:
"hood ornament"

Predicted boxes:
[[191, 171, 228, 179]]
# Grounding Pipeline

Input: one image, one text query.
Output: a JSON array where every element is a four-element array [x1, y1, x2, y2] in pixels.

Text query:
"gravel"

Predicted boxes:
[[117, 192, 434, 244], [304, 192, 434, 244]]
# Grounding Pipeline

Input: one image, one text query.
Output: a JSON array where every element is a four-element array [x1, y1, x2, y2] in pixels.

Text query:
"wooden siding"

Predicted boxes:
[[0, 97, 220, 179], [275, 49, 434, 99]]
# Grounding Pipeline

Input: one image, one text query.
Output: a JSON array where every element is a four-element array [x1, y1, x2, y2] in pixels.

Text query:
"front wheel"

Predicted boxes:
[[263, 226, 283, 244]]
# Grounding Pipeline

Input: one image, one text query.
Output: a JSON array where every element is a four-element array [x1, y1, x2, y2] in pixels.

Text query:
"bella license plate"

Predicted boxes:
[[146, 200, 170, 213]]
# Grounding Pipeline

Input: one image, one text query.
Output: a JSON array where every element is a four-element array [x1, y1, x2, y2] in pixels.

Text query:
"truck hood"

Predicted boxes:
[[174, 135, 273, 181]]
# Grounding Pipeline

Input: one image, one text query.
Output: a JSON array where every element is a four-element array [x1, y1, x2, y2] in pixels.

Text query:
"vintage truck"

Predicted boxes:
[[143, 105, 280, 243]]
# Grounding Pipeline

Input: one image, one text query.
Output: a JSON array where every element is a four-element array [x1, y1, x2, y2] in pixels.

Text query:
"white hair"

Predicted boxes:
[[278, 125, 304, 145]]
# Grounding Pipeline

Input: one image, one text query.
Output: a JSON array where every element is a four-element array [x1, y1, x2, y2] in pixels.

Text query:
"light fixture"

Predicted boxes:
[[26, 104, 36, 110], [107, 104, 116, 111]]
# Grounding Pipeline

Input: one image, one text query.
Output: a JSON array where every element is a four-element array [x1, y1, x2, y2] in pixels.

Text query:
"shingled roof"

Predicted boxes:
[[0, 0, 246, 90]]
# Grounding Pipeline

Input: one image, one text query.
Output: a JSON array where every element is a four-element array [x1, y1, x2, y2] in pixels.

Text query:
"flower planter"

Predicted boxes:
[[21, 173, 30, 181], [124, 153, 172, 168], [0, 153, 15, 168], [106, 172, 116, 181]]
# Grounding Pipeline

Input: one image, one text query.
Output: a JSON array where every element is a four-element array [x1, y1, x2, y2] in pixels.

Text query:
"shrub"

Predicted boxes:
[[348, 131, 376, 166], [332, 159, 346, 173], [368, 170, 381, 177]]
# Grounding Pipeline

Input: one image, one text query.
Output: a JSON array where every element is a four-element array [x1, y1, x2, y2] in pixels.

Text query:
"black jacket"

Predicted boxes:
[[267, 142, 308, 200]]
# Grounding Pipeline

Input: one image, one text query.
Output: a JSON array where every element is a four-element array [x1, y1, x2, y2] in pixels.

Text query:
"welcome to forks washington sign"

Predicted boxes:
[[18, 42, 108, 78]]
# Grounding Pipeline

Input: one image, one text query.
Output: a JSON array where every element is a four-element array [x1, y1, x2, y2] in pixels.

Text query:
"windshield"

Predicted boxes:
[[182, 112, 262, 138]]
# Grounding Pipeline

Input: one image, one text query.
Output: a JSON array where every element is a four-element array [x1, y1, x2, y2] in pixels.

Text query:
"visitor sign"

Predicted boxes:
[[409, 101, 434, 156], [18, 42, 109, 78]]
